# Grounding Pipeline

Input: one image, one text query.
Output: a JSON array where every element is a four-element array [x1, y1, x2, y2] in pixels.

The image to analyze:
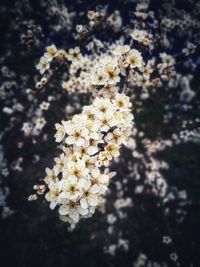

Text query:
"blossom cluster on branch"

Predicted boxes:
[[1, 0, 200, 264], [26, 1, 200, 228], [29, 91, 134, 224]]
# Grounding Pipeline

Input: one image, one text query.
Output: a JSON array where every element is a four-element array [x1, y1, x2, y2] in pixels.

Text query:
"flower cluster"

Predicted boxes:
[[29, 92, 134, 224], [91, 47, 143, 86], [61, 43, 145, 94], [1, 0, 200, 264], [36, 44, 67, 89], [36, 44, 58, 74]]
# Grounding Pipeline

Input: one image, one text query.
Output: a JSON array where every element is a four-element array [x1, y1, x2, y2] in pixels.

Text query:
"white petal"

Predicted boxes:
[[101, 125, 109, 132], [77, 160, 85, 168], [68, 175, 77, 184], [90, 184, 100, 194], [89, 206, 96, 214], [83, 168, 89, 176], [88, 195, 98, 206], [65, 136, 76, 144], [62, 121, 72, 134], [90, 132, 99, 140], [59, 192, 68, 199], [83, 180, 91, 190], [87, 146, 98, 155], [78, 206, 88, 216], [99, 185, 107, 194], [58, 205, 69, 215], [81, 128, 89, 137], [69, 210, 79, 222], [50, 202, 57, 210], [75, 138, 84, 146], [83, 139, 90, 147], [45, 168, 51, 176], [78, 178, 87, 188], [80, 197, 88, 209], [91, 167, 100, 177], [100, 174, 109, 184]]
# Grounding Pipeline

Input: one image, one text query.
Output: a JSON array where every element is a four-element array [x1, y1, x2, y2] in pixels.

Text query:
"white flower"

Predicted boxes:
[[44, 167, 59, 184], [32, 92, 134, 225], [105, 129, 125, 145], [105, 143, 120, 158], [113, 110, 125, 124], [113, 45, 130, 56], [36, 56, 50, 74], [45, 182, 60, 210], [33, 185, 46, 195], [182, 42, 197, 56], [112, 93, 132, 110], [66, 160, 89, 179], [105, 65, 120, 85], [28, 194, 38, 201], [35, 117, 46, 130], [130, 29, 147, 43], [160, 53, 175, 66], [80, 180, 100, 209], [21, 122, 32, 136], [85, 120, 100, 140], [40, 101, 50, 110], [44, 44, 58, 61], [63, 120, 89, 146], [87, 140, 102, 156], [58, 200, 80, 223], [92, 68, 108, 85], [82, 106, 96, 122], [87, 10, 95, 20], [100, 56, 118, 67], [82, 154, 97, 170], [127, 49, 143, 69], [93, 97, 113, 119], [68, 47, 82, 62], [59, 175, 81, 200], [54, 153, 66, 172], [98, 150, 110, 164], [99, 115, 117, 132], [140, 64, 153, 78], [55, 123, 65, 142], [90, 168, 109, 193]]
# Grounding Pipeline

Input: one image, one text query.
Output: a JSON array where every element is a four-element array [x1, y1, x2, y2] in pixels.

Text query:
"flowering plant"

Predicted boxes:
[[26, 2, 200, 233]]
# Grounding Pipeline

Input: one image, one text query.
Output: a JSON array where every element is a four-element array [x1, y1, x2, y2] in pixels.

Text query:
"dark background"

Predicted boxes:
[[0, 0, 200, 266]]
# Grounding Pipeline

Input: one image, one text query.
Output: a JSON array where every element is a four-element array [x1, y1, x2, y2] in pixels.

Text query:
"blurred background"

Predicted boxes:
[[0, 0, 200, 266]]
